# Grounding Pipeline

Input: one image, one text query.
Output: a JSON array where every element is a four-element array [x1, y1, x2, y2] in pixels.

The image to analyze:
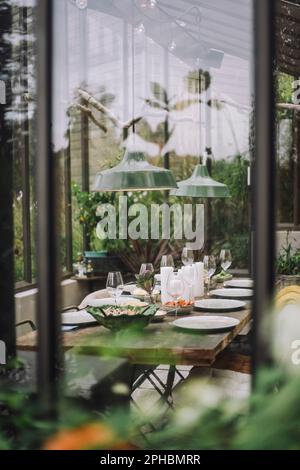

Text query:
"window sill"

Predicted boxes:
[[15, 272, 74, 294]]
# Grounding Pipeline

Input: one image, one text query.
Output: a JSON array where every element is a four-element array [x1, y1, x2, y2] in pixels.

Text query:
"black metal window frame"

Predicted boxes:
[[0, 0, 277, 406], [252, 0, 276, 373], [277, 106, 300, 231], [38, 0, 275, 401], [13, 3, 74, 292]]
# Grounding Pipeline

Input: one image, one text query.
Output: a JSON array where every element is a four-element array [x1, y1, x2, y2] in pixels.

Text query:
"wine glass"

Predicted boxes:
[[181, 265, 195, 303], [166, 272, 184, 318], [106, 271, 124, 305], [203, 255, 216, 295], [181, 247, 194, 266], [139, 263, 154, 275], [160, 255, 174, 268], [220, 249, 232, 273]]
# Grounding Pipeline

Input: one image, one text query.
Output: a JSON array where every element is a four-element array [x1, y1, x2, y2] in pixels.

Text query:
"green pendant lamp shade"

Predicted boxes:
[[93, 148, 178, 192], [170, 164, 230, 198]]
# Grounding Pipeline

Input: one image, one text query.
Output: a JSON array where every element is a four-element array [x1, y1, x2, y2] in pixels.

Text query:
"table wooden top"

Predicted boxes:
[[17, 308, 251, 367]]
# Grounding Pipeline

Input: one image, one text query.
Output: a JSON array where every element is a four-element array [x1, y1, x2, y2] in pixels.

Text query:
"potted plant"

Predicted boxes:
[[276, 233, 300, 288], [72, 183, 127, 274], [72, 184, 182, 275]]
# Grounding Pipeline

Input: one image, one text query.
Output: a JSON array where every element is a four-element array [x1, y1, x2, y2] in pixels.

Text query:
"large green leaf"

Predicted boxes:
[[145, 98, 168, 111], [150, 82, 168, 105], [185, 69, 211, 94]]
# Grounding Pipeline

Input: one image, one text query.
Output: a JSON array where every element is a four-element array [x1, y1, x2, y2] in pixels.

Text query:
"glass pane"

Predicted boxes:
[[2, 0, 300, 453], [50, 0, 255, 448], [0, 0, 38, 421], [0, 0, 257, 451]]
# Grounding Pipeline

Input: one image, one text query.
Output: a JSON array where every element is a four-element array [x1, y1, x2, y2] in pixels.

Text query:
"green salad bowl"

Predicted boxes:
[[86, 303, 159, 332]]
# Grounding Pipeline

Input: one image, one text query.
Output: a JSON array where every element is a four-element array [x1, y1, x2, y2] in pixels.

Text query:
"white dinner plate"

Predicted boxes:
[[194, 298, 246, 312], [62, 310, 96, 326], [224, 279, 253, 289], [173, 315, 240, 332], [87, 296, 146, 307], [210, 288, 253, 299]]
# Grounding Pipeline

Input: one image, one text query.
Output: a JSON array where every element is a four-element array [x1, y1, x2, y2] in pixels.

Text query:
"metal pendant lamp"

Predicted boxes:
[[170, 162, 229, 198], [171, 65, 229, 199], [94, 145, 178, 192], [92, 3, 177, 193]]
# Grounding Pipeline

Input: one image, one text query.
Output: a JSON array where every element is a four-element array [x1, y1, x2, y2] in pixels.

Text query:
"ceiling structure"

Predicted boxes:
[[88, 0, 252, 65], [86, 0, 253, 107], [277, 0, 300, 76]]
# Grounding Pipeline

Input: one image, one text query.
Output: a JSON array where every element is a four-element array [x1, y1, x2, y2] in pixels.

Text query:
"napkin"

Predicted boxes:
[[160, 266, 174, 304], [193, 262, 204, 298]]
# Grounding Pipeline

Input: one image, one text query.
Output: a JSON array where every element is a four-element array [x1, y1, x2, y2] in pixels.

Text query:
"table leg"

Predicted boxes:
[[130, 364, 181, 410]]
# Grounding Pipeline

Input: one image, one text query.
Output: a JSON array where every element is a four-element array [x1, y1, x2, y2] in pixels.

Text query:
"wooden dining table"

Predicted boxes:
[[17, 307, 251, 367]]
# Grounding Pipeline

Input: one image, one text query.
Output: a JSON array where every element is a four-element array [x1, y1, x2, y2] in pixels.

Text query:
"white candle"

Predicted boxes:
[[160, 266, 174, 304], [194, 262, 204, 297]]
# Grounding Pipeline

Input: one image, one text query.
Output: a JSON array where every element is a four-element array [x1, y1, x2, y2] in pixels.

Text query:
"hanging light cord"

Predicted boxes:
[[132, 1, 136, 139], [199, 68, 202, 164]]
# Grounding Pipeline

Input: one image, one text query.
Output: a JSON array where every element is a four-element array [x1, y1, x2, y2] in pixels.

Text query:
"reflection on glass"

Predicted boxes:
[[161, 255, 175, 268], [52, 0, 252, 276]]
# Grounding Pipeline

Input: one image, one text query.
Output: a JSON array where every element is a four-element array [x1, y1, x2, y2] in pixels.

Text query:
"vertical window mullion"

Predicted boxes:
[[36, 0, 62, 409], [79, 9, 89, 251], [64, 130, 73, 273], [81, 110, 90, 251], [0, 1, 16, 360], [20, 6, 32, 283], [62, 1, 72, 273], [163, 48, 170, 170], [293, 111, 300, 227], [253, 0, 276, 378]]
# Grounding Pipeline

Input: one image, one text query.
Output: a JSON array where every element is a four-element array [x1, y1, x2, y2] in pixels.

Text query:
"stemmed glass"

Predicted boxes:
[[166, 272, 184, 318], [203, 255, 216, 295], [181, 247, 194, 266], [181, 265, 195, 303], [139, 263, 154, 275], [138, 263, 156, 302], [160, 255, 174, 268], [220, 249, 232, 273], [106, 271, 124, 305]]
